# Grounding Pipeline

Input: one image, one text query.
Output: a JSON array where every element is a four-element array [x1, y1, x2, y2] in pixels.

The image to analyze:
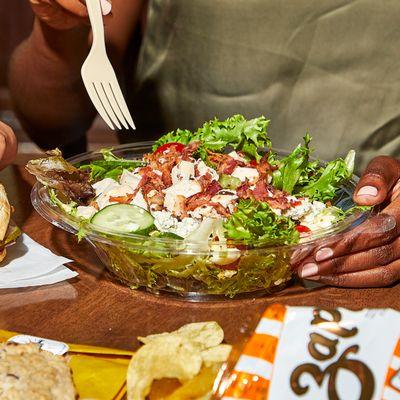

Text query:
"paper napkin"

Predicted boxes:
[[0, 234, 77, 289]]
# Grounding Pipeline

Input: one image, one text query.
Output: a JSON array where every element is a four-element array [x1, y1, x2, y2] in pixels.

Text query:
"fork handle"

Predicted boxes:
[[86, 0, 106, 52]]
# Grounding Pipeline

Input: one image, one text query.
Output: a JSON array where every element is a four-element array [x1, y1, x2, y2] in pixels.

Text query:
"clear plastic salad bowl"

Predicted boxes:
[[30, 142, 369, 300]]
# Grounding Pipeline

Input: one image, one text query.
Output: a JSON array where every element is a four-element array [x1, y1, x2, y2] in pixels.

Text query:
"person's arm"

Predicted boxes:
[[8, 0, 145, 151], [0, 122, 17, 170]]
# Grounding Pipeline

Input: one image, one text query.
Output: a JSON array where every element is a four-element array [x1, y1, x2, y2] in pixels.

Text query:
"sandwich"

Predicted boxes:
[[0, 183, 20, 263]]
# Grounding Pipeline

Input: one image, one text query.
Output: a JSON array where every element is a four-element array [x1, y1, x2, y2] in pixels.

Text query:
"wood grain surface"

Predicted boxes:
[[0, 165, 398, 351]]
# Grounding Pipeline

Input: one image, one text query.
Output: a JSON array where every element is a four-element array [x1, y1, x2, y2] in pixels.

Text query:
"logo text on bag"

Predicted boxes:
[[290, 308, 375, 400]]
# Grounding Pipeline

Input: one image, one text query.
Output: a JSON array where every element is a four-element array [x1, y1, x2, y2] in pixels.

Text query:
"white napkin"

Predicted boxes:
[[0, 234, 77, 289]]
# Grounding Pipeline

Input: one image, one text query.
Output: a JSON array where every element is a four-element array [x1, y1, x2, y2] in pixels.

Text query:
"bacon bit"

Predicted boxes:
[[209, 202, 231, 217], [205, 180, 222, 197], [255, 156, 273, 178], [208, 151, 245, 175], [296, 225, 311, 233], [266, 197, 291, 210], [197, 172, 214, 191], [161, 169, 172, 186], [222, 158, 238, 174], [109, 193, 135, 204], [236, 183, 252, 199], [181, 141, 201, 160], [252, 180, 270, 201]]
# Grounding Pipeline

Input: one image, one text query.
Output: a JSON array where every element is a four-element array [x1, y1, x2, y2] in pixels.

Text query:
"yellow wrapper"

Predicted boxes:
[[0, 329, 134, 400]]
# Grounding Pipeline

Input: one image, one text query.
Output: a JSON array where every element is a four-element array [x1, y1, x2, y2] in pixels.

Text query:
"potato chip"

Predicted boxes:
[[149, 378, 181, 400], [165, 364, 221, 400], [138, 322, 224, 350], [127, 335, 202, 400], [201, 344, 232, 367]]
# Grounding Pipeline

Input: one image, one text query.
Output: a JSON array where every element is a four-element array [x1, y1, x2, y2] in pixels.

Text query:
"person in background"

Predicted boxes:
[[0, 122, 17, 170], [8, 0, 400, 287]]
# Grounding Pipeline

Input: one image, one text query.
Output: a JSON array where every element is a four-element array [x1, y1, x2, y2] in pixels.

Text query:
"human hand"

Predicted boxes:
[[296, 156, 400, 287], [30, 0, 112, 30], [0, 122, 17, 171]]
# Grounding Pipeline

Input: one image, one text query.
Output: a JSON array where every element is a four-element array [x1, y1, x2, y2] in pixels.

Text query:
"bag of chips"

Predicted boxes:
[[214, 304, 400, 400]]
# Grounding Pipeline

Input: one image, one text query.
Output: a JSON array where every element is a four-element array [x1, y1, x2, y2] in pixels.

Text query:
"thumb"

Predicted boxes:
[[353, 156, 400, 206]]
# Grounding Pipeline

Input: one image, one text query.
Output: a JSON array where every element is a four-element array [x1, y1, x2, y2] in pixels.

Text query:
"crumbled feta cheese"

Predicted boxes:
[[152, 211, 200, 238], [152, 210, 178, 231], [76, 206, 97, 220], [92, 178, 119, 196], [119, 169, 141, 190], [228, 151, 246, 162], [196, 160, 219, 181], [231, 167, 259, 184], [285, 198, 313, 220], [171, 160, 195, 184], [175, 218, 201, 238], [300, 202, 338, 231]]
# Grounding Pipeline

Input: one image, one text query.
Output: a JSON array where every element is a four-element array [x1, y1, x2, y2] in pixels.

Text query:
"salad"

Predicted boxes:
[[27, 115, 365, 297]]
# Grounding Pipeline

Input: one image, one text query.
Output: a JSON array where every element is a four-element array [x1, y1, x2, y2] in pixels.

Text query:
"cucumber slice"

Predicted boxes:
[[91, 204, 154, 234]]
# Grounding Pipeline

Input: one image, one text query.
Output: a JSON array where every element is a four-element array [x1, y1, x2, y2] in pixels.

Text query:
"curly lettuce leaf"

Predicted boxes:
[[298, 150, 355, 202], [152, 115, 271, 162], [196, 115, 271, 161], [272, 133, 312, 193], [224, 199, 299, 244]]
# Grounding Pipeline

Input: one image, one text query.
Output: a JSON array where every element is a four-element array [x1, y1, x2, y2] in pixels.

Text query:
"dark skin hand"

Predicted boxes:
[[296, 156, 400, 287]]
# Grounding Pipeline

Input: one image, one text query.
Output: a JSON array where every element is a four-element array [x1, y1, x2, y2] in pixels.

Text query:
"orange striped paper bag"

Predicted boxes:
[[215, 305, 400, 400]]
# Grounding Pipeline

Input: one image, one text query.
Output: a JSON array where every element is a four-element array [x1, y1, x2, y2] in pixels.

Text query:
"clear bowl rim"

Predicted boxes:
[[30, 141, 370, 250]]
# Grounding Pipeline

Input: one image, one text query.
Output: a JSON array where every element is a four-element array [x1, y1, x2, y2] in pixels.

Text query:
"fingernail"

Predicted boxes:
[[299, 263, 319, 278], [315, 247, 333, 262], [100, 0, 112, 15], [357, 185, 378, 197]]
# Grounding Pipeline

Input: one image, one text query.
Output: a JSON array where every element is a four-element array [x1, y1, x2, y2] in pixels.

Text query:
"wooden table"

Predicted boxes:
[[0, 165, 398, 351]]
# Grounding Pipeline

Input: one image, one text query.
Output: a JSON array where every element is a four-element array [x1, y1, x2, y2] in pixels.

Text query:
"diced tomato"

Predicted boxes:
[[154, 142, 185, 154], [296, 225, 311, 233], [250, 160, 258, 167], [291, 200, 302, 206]]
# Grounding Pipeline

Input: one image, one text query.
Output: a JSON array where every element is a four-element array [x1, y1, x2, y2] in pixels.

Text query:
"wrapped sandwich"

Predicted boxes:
[[0, 183, 20, 263]]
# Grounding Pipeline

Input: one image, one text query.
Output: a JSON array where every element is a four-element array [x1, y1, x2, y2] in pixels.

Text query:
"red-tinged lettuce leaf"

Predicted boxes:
[[26, 149, 94, 204]]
